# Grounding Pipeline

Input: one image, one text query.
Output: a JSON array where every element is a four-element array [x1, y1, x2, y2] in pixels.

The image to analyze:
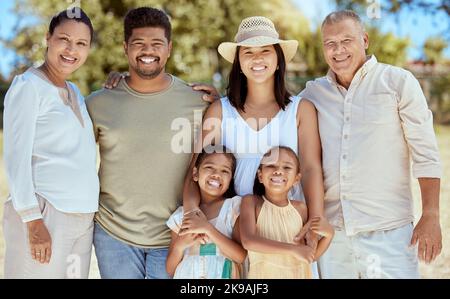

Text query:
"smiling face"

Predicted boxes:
[[238, 45, 278, 84], [258, 148, 301, 194], [45, 20, 91, 76], [124, 27, 172, 80], [194, 153, 234, 199], [322, 18, 369, 84]]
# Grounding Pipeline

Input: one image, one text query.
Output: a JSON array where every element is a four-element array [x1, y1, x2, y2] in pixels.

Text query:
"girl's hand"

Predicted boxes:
[[180, 210, 212, 235], [291, 244, 315, 264], [310, 216, 334, 238], [27, 219, 52, 264], [294, 218, 311, 244], [176, 233, 203, 250], [104, 72, 128, 89]]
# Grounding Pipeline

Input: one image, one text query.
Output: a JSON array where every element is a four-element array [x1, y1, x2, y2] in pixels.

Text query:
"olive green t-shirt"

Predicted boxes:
[[86, 75, 207, 248]]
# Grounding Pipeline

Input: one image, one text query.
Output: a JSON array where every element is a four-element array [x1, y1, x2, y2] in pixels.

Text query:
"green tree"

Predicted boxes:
[[4, 0, 310, 94], [335, 0, 449, 39], [423, 37, 448, 65], [366, 26, 410, 66], [300, 28, 329, 77], [335, 0, 450, 15]]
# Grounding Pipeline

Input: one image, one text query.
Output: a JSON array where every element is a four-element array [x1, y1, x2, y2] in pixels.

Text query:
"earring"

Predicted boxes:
[[276, 66, 279, 70]]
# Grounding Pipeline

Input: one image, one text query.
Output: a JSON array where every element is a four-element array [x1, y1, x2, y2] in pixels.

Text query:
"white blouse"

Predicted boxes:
[[3, 68, 99, 222]]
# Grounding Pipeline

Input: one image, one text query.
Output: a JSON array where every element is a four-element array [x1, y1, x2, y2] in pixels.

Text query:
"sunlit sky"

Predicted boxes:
[[1, 0, 449, 77]]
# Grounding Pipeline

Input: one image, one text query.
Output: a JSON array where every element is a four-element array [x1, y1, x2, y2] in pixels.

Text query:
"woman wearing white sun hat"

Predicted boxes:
[[181, 16, 325, 278]]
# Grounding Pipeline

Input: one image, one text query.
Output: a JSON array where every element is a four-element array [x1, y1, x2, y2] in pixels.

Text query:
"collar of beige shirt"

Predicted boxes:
[[326, 55, 378, 88]]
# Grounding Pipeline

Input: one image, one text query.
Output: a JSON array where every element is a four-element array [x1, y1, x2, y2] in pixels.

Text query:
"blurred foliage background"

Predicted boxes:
[[0, 0, 449, 124]]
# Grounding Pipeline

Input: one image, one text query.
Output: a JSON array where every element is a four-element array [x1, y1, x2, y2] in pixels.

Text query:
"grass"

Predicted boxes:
[[0, 127, 449, 278]]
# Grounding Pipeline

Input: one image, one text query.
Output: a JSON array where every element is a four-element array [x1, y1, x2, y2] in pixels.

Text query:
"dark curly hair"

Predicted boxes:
[[124, 7, 172, 43], [49, 8, 94, 44]]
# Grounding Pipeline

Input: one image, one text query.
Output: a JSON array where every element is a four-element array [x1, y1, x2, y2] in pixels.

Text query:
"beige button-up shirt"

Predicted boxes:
[[300, 55, 442, 236]]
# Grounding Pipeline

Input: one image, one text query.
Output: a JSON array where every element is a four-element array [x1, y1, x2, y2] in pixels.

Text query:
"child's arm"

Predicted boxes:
[[181, 210, 247, 264], [240, 195, 314, 263], [207, 219, 247, 264], [182, 101, 222, 214], [309, 216, 335, 260], [166, 231, 201, 277]]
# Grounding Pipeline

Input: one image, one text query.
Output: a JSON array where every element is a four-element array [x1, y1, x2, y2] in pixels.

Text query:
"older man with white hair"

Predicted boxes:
[[299, 10, 442, 278]]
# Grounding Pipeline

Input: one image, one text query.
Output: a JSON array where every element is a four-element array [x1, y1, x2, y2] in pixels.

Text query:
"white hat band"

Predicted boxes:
[[236, 30, 279, 43]]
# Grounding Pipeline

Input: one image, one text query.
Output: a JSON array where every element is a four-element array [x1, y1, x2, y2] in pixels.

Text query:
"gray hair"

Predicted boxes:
[[322, 10, 365, 32]]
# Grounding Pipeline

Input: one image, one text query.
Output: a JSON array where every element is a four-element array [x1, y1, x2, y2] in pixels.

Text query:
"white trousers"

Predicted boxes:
[[3, 198, 94, 279], [317, 223, 420, 279]]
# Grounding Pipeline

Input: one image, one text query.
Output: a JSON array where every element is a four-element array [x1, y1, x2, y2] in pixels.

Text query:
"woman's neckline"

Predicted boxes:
[[29, 67, 69, 90], [232, 104, 284, 134]]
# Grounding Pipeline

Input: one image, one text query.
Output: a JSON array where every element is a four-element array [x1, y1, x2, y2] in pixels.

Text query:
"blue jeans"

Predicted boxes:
[[94, 222, 170, 279]]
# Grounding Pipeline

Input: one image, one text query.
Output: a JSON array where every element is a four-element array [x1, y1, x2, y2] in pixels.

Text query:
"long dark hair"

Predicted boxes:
[[253, 146, 300, 196], [195, 145, 237, 199], [226, 43, 292, 112]]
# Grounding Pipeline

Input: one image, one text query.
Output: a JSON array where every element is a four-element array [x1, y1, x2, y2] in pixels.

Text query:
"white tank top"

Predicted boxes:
[[220, 96, 304, 199]]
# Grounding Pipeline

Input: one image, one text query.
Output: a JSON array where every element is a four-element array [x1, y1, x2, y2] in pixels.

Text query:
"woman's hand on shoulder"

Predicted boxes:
[[189, 83, 221, 103], [104, 71, 128, 89]]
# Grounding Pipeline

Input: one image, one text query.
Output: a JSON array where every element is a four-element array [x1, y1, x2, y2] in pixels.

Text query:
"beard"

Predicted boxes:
[[132, 61, 164, 80]]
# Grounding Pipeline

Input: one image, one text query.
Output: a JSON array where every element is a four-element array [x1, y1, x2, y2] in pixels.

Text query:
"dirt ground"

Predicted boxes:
[[0, 127, 449, 279]]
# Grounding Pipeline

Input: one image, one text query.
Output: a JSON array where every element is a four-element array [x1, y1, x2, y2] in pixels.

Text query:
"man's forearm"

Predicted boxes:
[[301, 168, 324, 218], [418, 178, 440, 216]]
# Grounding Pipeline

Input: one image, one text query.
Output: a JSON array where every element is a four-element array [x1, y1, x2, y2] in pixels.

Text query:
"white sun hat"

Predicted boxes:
[[218, 16, 299, 63]]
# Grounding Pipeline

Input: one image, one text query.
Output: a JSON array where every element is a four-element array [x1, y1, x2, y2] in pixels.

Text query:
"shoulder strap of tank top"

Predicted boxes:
[[220, 97, 237, 120], [286, 95, 302, 120]]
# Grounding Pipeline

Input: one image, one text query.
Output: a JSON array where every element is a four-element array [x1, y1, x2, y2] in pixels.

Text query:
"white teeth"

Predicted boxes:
[[334, 56, 350, 62], [207, 180, 221, 188], [62, 55, 76, 62], [139, 57, 157, 64], [270, 177, 284, 183], [252, 66, 265, 71]]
